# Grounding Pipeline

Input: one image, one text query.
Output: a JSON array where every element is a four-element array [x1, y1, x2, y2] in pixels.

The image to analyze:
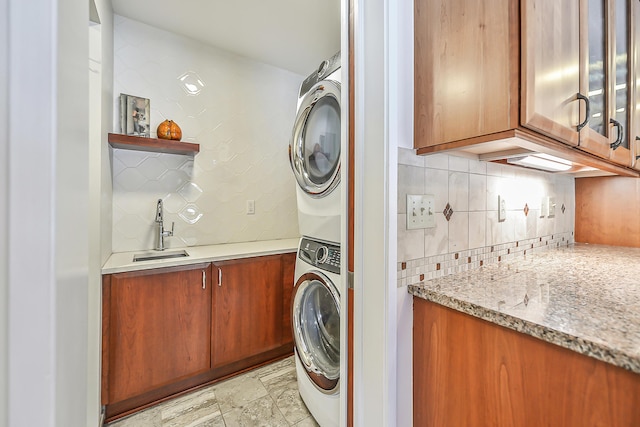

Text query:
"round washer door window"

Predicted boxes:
[[293, 272, 340, 392], [290, 80, 341, 197]]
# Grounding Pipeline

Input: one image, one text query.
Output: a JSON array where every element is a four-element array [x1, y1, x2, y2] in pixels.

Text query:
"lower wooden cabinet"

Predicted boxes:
[[102, 252, 296, 421], [211, 254, 293, 373], [413, 298, 640, 427]]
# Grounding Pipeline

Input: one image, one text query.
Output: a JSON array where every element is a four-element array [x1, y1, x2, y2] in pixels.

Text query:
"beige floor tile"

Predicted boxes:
[[161, 385, 221, 427], [107, 406, 162, 427], [213, 372, 269, 414], [222, 394, 289, 427]]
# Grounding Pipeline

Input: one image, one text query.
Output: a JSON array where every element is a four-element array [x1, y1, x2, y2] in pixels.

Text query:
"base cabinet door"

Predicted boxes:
[[102, 263, 212, 407], [212, 255, 285, 370]]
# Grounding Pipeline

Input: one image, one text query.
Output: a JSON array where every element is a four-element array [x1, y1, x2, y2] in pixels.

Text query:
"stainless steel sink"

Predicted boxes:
[[133, 250, 189, 262]]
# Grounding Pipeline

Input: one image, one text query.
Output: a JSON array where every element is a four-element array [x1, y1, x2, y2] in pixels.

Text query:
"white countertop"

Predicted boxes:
[[102, 238, 300, 274]]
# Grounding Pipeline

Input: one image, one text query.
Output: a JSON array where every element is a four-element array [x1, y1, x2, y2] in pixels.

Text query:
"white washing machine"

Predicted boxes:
[[289, 51, 342, 244], [292, 237, 341, 427]]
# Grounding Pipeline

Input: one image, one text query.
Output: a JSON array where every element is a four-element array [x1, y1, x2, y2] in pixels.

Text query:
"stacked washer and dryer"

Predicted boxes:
[[288, 51, 342, 427]]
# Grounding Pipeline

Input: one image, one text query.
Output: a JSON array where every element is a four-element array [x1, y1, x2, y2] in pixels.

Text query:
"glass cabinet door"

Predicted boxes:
[[612, 0, 629, 149], [587, 0, 607, 137]]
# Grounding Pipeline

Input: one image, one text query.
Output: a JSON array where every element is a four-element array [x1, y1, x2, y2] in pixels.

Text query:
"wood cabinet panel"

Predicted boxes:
[[414, 0, 517, 147], [105, 263, 212, 404], [575, 176, 640, 247], [281, 252, 296, 346], [414, 299, 640, 427], [212, 255, 284, 368], [522, 0, 580, 146]]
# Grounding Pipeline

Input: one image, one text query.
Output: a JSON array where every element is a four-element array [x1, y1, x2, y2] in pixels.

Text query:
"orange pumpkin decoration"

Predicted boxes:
[[157, 120, 182, 141]]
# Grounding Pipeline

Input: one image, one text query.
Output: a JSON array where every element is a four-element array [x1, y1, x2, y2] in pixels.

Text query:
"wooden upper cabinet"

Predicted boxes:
[[104, 263, 212, 404], [414, 0, 519, 147], [579, 0, 634, 166], [414, 0, 639, 174], [212, 255, 284, 368], [521, 0, 581, 146]]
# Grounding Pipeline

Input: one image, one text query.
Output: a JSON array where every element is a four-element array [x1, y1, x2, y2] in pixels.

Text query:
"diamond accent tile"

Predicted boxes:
[[177, 71, 205, 96], [178, 182, 203, 203], [523, 293, 529, 307], [524, 203, 529, 216], [179, 203, 203, 224], [443, 203, 454, 221], [561, 203, 566, 214]]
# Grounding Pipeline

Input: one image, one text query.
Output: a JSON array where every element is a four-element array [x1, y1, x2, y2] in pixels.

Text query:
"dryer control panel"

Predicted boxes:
[[298, 51, 341, 98], [298, 237, 341, 275]]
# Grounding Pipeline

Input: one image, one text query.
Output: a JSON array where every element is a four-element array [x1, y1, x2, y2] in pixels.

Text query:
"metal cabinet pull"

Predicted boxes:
[[635, 136, 640, 160], [609, 118, 623, 149], [218, 267, 222, 287], [202, 270, 206, 290], [576, 93, 590, 131]]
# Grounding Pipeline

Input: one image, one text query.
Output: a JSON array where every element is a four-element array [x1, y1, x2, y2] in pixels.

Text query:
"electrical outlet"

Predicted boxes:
[[540, 196, 549, 218], [246, 200, 255, 215], [406, 194, 436, 229], [498, 195, 507, 222], [548, 196, 556, 218]]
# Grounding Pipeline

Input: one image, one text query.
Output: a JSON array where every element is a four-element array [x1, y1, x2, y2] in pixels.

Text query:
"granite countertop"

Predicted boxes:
[[408, 243, 640, 374], [102, 238, 300, 274]]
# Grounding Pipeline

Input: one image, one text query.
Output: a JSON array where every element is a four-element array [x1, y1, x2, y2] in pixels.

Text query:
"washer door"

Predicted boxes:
[[292, 271, 340, 393], [289, 80, 341, 197]]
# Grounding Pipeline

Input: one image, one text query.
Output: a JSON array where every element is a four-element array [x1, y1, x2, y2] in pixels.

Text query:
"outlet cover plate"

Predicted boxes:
[[498, 195, 507, 222]]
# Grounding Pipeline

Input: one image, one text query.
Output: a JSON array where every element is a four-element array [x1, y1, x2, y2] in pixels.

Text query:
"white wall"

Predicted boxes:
[[352, 0, 398, 425], [7, 0, 92, 425], [0, 0, 8, 425], [88, 1, 114, 425], [111, 16, 301, 253]]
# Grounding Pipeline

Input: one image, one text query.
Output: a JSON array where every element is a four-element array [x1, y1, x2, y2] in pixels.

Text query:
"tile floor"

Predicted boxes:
[[107, 356, 319, 427]]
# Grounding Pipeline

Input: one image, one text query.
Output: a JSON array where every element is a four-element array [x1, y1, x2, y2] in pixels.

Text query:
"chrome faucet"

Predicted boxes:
[[155, 199, 174, 251]]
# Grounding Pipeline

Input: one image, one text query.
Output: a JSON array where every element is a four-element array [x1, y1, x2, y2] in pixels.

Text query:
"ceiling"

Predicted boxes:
[[111, 0, 342, 76]]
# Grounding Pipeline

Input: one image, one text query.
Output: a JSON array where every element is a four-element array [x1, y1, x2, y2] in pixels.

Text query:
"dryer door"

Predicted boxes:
[[292, 270, 340, 393], [289, 80, 341, 197]]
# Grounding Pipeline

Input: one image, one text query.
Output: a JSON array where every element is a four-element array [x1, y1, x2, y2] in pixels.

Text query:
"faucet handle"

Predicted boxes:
[[168, 221, 174, 237]]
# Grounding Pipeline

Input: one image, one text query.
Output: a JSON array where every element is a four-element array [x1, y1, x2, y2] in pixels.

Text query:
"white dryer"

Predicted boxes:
[[289, 52, 342, 244], [292, 237, 341, 427]]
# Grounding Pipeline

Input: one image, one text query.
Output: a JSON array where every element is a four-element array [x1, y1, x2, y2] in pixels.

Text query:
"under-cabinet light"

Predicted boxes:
[[507, 153, 572, 172]]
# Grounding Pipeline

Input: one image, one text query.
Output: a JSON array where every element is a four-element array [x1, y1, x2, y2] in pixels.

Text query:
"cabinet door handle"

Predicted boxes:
[[202, 270, 206, 290], [576, 93, 590, 131], [218, 267, 222, 287], [609, 118, 623, 149], [635, 136, 639, 160]]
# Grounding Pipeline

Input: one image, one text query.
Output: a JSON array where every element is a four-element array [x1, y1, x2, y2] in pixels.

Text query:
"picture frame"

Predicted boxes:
[[120, 93, 150, 137]]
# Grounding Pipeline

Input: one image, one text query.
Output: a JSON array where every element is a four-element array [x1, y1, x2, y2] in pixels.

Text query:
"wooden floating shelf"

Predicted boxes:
[[108, 133, 200, 155]]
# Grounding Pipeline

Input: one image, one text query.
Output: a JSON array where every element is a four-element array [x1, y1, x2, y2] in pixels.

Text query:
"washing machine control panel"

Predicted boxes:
[[298, 238, 341, 275]]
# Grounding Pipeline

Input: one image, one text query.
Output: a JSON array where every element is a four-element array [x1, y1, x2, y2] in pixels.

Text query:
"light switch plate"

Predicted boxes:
[[498, 195, 507, 222], [406, 194, 436, 229]]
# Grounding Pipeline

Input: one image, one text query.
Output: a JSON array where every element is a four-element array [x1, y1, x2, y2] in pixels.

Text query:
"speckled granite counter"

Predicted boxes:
[[408, 243, 640, 374]]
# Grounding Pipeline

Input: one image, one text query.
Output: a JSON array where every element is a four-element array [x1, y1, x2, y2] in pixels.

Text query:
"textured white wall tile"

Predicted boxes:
[[425, 168, 449, 211], [468, 211, 486, 249], [424, 215, 449, 257], [448, 172, 469, 212], [448, 155, 469, 172], [397, 214, 425, 261], [112, 16, 302, 252], [448, 212, 469, 252], [398, 165, 426, 215], [424, 153, 449, 170], [468, 173, 487, 211]]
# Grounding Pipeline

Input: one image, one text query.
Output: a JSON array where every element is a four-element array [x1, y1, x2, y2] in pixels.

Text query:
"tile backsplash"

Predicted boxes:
[[112, 15, 302, 252], [397, 148, 575, 286]]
